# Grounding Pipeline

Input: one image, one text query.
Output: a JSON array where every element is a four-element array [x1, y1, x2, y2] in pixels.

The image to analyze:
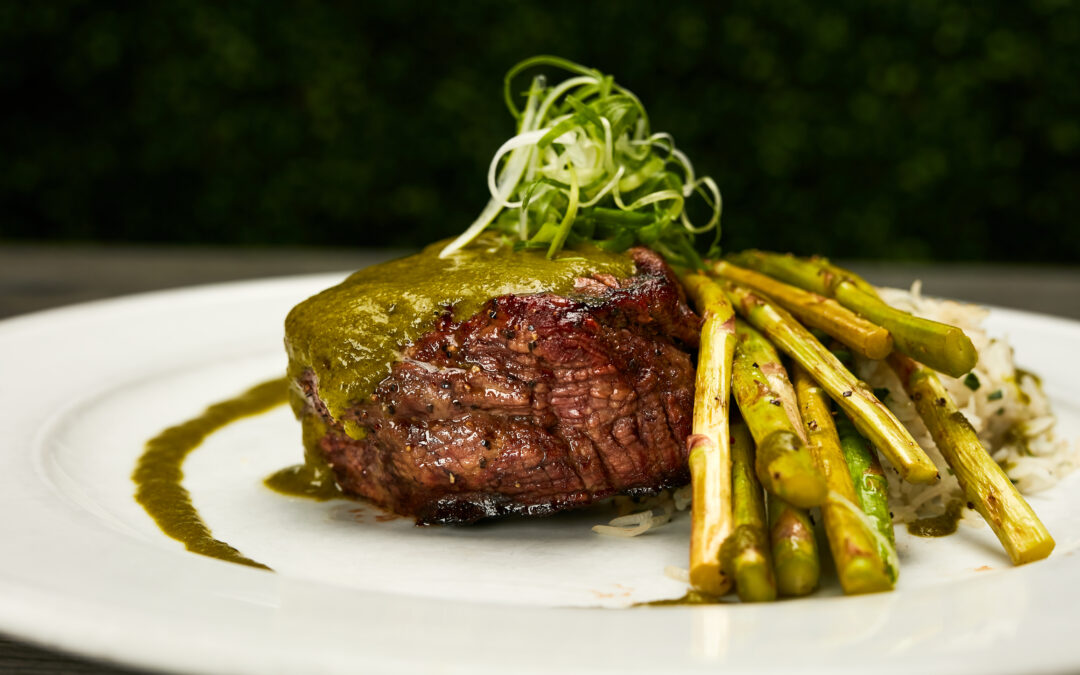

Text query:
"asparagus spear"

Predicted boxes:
[[726, 250, 835, 297], [888, 352, 1055, 565], [709, 260, 893, 360], [721, 421, 778, 602], [835, 413, 897, 565], [678, 271, 737, 596], [828, 341, 898, 559], [726, 250, 977, 377], [724, 281, 939, 484], [731, 320, 828, 508], [818, 257, 879, 296], [793, 364, 895, 592], [767, 493, 820, 596]]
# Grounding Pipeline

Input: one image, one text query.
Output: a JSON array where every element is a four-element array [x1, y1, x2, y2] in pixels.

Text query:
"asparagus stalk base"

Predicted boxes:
[[888, 352, 1055, 565], [723, 422, 778, 602], [836, 284, 976, 378], [679, 272, 738, 595], [835, 414, 898, 567], [767, 494, 820, 597]]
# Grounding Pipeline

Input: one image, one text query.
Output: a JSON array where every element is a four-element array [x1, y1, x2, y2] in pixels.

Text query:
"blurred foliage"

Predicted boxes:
[[1, 0, 1078, 261]]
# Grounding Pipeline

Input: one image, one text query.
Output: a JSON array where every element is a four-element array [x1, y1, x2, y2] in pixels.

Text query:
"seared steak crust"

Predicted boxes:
[[297, 248, 700, 524]]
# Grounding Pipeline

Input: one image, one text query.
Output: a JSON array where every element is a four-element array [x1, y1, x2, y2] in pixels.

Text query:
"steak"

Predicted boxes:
[[292, 247, 700, 524]]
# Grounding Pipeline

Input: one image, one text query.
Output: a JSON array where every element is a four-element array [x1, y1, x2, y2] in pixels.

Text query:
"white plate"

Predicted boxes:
[[1, 274, 1079, 674]]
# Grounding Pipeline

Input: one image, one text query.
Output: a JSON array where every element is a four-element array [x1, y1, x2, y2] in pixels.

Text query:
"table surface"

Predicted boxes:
[[1, 244, 1078, 674]]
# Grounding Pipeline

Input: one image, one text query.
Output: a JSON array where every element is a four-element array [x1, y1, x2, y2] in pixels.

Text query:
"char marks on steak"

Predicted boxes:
[[296, 248, 701, 524]]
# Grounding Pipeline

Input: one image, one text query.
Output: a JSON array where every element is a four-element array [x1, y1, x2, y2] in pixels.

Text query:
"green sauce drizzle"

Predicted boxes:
[[133, 377, 290, 569], [906, 500, 964, 538]]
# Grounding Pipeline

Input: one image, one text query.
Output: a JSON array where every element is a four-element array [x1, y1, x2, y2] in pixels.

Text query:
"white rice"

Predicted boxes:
[[591, 486, 690, 537], [593, 281, 1079, 535], [860, 282, 1080, 522]]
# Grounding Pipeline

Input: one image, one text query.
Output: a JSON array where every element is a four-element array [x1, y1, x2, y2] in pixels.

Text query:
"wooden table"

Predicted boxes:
[[0, 244, 1077, 674]]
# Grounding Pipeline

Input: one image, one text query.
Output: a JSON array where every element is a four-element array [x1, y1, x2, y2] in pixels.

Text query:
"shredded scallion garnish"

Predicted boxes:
[[440, 56, 722, 268]]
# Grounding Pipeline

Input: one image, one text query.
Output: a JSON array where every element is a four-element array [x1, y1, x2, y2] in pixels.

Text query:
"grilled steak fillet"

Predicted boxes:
[[293, 248, 700, 524]]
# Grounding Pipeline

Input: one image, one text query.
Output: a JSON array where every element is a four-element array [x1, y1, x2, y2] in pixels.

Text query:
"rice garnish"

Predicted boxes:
[[859, 282, 1080, 523], [592, 486, 691, 537]]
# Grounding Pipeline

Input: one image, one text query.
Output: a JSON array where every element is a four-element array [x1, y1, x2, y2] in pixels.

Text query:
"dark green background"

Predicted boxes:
[[3, 1, 1078, 261]]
